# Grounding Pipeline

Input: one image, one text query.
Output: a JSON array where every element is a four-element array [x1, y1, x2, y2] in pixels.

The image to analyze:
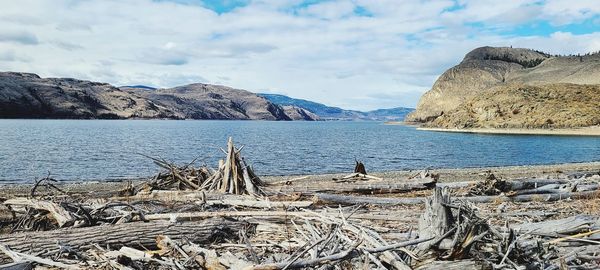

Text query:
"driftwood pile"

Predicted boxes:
[[135, 155, 212, 193], [200, 137, 265, 196], [0, 139, 599, 269], [133, 137, 265, 197]]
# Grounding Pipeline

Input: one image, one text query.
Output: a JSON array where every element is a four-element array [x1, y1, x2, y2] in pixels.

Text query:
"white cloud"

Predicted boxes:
[[0, 0, 599, 110], [136, 48, 192, 66], [443, 0, 539, 25], [512, 32, 600, 55], [0, 31, 39, 45], [0, 50, 31, 62], [164, 42, 177, 49], [542, 0, 600, 25]]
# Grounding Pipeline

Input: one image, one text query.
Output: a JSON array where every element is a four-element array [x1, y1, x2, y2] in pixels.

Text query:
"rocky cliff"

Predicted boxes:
[[281, 105, 320, 121], [406, 46, 600, 128], [0, 72, 318, 120], [0, 72, 176, 119], [123, 83, 293, 120]]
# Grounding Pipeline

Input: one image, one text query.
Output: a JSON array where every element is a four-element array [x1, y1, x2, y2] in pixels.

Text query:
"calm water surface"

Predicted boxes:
[[0, 120, 599, 182]]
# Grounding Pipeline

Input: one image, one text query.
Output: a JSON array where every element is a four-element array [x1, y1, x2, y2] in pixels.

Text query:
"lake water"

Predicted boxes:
[[0, 120, 599, 183]]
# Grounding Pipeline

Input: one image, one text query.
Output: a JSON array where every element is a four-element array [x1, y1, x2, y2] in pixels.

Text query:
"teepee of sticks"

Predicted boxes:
[[201, 137, 265, 196]]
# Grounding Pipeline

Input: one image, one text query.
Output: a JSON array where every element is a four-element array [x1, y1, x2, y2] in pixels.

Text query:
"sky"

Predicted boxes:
[[0, 0, 599, 111]]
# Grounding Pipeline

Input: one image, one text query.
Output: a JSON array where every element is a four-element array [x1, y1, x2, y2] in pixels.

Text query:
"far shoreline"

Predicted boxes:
[[384, 121, 600, 136], [416, 126, 600, 136]]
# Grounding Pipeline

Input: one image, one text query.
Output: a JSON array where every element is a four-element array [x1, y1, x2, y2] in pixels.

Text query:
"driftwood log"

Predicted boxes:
[[314, 190, 600, 206], [510, 215, 599, 235], [438, 178, 571, 190], [268, 179, 436, 195], [0, 218, 246, 263], [415, 259, 482, 270], [314, 193, 425, 205], [141, 210, 416, 223], [3, 198, 74, 227], [462, 190, 600, 203]]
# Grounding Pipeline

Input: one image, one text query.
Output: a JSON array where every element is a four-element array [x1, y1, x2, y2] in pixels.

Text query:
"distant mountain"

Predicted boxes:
[[257, 94, 345, 117], [364, 107, 415, 120], [0, 72, 317, 121], [259, 93, 413, 121], [123, 83, 294, 120]]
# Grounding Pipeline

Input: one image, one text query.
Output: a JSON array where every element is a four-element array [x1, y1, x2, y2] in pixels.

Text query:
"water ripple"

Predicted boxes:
[[0, 120, 598, 182]]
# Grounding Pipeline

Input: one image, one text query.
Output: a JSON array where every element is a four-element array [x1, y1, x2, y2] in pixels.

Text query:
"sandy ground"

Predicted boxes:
[[1, 161, 598, 198], [418, 126, 600, 136]]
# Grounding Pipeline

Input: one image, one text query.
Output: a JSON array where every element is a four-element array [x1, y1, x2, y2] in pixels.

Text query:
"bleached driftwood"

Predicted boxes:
[[416, 187, 453, 255], [269, 179, 436, 195], [510, 215, 599, 235], [314, 190, 600, 206], [0, 218, 246, 257], [201, 137, 265, 196], [244, 237, 431, 270], [314, 193, 425, 205], [3, 198, 74, 227], [205, 199, 313, 208]]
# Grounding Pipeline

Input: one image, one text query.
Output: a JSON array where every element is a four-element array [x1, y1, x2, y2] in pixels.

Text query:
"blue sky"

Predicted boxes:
[[506, 16, 600, 37], [161, 0, 251, 13], [1, 0, 599, 110]]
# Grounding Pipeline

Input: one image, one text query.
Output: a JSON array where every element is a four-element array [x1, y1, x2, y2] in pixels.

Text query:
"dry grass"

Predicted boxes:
[[429, 83, 600, 129], [578, 192, 600, 214]]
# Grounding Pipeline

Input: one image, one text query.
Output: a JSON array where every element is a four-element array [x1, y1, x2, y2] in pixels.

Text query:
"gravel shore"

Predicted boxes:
[[1, 161, 598, 198]]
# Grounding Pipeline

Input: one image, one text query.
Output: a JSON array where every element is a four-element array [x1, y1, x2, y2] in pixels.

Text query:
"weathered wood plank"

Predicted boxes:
[[0, 218, 246, 261], [313, 190, 600, 206], [511, 215, 599, 235], [266, 179, 436, 194]]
